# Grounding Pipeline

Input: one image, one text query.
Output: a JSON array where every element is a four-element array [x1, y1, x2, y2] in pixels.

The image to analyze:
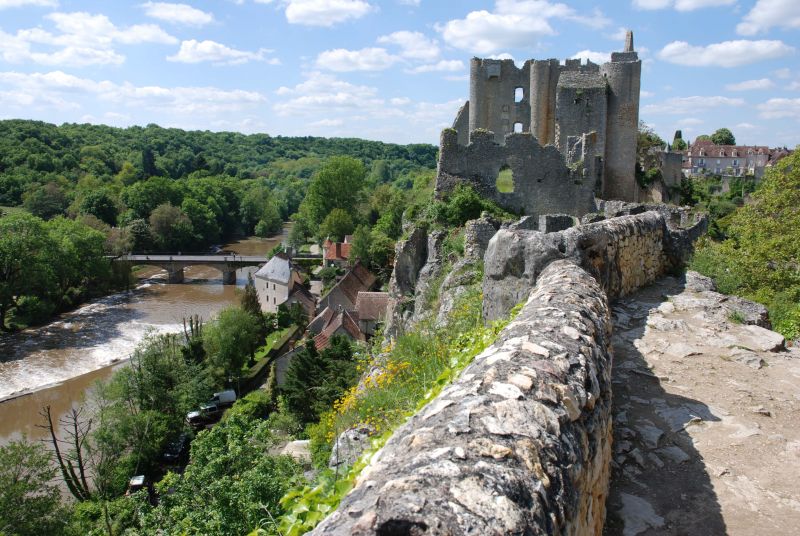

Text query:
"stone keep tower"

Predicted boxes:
[[452, 31, 641, 202]]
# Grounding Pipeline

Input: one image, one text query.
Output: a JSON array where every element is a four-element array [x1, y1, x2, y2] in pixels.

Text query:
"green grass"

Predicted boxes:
[[0, 205, 27, 218], [495, 168, 515, 193], [241, 326, 292, 373]]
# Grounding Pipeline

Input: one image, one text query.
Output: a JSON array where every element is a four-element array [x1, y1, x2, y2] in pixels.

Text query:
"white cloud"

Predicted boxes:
[[658, 40, 794, 67], [606, 27, 629, 42], [0, 12, 176, 66], [271, 0, 374, 27], [315, 47, 398, 71], [725, 78, 774, 91], [633, 0, 735, 11], [735, 122, 758, 130], [571, 50, 610, 64], [309, 118, 344, 127], [678, 117, 704, 125], [788, 81, 800, 90], [437, 0, 610, 55], [640, 90, 655, 98], [397, 0, 419, 5], [757, 98, 800, 119], [390, 97, 410, 105], [773, 67, 792, 79], [378, 31, 439, 61], [141, 2, 214, 26], [737, 0, 800, 36], [643, 95, 745, 115], [168, 40, 278, 65], [274, 71, 383, 115], [0, 70, 266, 115], [0, 0, 56, 8], [409, 59, 464, 74]]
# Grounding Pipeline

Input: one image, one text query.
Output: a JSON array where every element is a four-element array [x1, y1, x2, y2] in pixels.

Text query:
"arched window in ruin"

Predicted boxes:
[[513, 122, 523, 133], [496, 164, 514, 193], [514, 87, 524, 103]]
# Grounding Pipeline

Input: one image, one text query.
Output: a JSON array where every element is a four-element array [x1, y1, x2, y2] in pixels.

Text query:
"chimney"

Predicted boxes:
[[624, 30, 634, 53]]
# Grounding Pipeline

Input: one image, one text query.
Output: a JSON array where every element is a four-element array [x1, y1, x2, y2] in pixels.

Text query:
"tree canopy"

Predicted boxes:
[[710, 128, 736, 146]]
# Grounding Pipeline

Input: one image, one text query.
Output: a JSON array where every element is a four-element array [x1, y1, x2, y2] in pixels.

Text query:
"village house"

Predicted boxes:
[[317, 261, 376, 313], [253, 253, 315, 316], [322, 235, 353, 268], [354, 291, 389, 337], [682, 140, 789, 179]]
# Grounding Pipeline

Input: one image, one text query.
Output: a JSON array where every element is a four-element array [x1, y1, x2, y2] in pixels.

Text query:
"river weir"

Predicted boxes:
[[0, 232, 286, 443]]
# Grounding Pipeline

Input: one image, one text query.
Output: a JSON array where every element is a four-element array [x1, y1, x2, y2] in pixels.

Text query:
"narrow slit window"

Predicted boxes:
[[514, 87, 524, 102]]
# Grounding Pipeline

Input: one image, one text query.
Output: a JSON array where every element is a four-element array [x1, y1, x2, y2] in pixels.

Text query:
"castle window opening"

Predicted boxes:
[[514, 122, 523, 133], [515, 87, 523, 103], [496, 165, 515, 193]]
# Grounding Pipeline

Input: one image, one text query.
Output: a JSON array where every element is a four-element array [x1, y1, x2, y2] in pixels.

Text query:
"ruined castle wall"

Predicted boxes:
[[469, 58, 531, 144], [311, 260, 614, 536], [530, 59, 560, 145], [555, 73, 608, 161], [435, 128, 596, 218], [600, 57, 641, 202], [452, 101, 470, 146]]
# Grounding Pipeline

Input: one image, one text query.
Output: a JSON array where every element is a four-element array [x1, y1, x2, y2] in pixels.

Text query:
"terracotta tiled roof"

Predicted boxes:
[[355, 291, 389, 321], [313, 309, 364, 351], [324, 242, 351, 261], [334, 262, 377, 305]]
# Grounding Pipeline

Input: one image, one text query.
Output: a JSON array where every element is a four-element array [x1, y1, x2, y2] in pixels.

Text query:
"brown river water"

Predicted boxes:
[[0, 230, 287, 444]]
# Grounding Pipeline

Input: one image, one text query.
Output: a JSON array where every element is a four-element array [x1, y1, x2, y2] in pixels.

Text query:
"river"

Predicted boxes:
[[0, 231, 286, 444]]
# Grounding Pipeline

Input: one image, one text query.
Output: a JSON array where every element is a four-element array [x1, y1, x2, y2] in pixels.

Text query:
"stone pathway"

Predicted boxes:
[[604, 272, 800, 536]]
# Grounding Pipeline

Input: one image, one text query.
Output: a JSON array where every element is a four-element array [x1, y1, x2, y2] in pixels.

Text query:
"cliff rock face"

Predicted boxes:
[[311, 260, 614, 535]]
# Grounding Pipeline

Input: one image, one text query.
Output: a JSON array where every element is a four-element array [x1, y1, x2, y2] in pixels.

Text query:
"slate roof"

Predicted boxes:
[[254, 253, 292, 284], [355, 292, 390, 321]]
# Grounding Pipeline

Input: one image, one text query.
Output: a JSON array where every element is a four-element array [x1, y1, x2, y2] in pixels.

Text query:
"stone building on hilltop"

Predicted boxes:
[[437, 31, 642, 215]]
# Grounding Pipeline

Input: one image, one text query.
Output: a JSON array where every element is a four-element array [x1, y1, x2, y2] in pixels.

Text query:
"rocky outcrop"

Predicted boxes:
[[384, 227, 428, 337], [311, 260, 614, 535]]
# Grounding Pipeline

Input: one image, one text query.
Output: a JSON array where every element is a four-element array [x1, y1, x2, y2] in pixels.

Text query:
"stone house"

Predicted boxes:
[[354, 291, 389, 337], [682, 140, 784, 179], [254, 253, 315, 315], [317, 262, 377, 313], [322, 236, 352, 268]]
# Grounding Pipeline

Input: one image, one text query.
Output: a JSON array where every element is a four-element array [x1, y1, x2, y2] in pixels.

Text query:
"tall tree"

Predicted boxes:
[[0, 439, 66, 535], [710, 128, 736, 146], [301, 156, 366, 226]]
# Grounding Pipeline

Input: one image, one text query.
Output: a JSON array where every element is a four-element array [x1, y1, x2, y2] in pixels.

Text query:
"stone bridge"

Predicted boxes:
[[114, 254, 267, 284]]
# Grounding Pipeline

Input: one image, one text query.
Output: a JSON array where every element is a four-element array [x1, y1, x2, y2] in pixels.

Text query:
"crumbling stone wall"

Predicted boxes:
[[435, 128, 598, 218], [483, 211, 707, 321], [311, 260, 614, 535], [314, 210, 707, 535]]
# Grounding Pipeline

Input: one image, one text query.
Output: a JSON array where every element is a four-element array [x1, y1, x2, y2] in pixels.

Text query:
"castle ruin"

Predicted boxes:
[[436, 31, 642, 215]]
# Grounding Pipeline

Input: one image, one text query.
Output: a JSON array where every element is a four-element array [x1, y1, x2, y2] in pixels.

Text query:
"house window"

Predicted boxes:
[[733, 159, 738, 166], [273, 283, 276, 290], [273, 297, 276, 304], [716, 159, 721, 165], [699, 158, 704, 165]]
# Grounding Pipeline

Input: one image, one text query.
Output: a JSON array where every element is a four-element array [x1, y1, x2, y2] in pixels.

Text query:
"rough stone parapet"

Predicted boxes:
[[539, 213, 576, 233], [483, 211, 706, 321], [463, 215, 501, 260], [311, 260, 613, 535]]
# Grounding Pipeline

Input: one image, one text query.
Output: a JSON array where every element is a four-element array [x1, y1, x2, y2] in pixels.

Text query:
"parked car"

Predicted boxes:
[[209, 389, 237, 407], [162, 433, 189, 464], [185, 403, 221, 427]]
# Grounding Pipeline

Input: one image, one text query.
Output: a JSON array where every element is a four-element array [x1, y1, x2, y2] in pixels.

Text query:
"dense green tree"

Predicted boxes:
[[694, 134, 711, 143], [350, 224, 372, 264], [203, 306, 261, 383], [78, 189, 118, 226], [0, 213, 55, 330], [121, 177, 182, 220], [301, 156, 366, 226], [181, 197, 221, 245], [710, 128, 736, 146], [672, 138, 687, 151], [0, 439, 66, 535], [149, 203, 194, 251], [46, 217, 111, 307], [282, 336, 358, 423], [319, 208, 355, 242], [241, 273, 266, 342], [126, 218, 153, 252], [139, 415, 300, 535], [23, 182, 69, 220]]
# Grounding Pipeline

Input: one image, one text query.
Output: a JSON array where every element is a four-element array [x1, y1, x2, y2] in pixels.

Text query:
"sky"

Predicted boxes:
[[0, 0, 798, 147]]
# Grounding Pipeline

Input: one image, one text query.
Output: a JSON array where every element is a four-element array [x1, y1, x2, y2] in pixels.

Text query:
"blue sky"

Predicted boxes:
[[0, 0, 798, 147]]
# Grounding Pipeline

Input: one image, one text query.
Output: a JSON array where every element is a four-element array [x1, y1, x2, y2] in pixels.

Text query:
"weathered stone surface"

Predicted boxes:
[[384, 227, 428, 337], [539, 213, 576, 233], [328, 425, 375, 470], [483, 211, 707, 321], [311, 261, 614, 535]]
